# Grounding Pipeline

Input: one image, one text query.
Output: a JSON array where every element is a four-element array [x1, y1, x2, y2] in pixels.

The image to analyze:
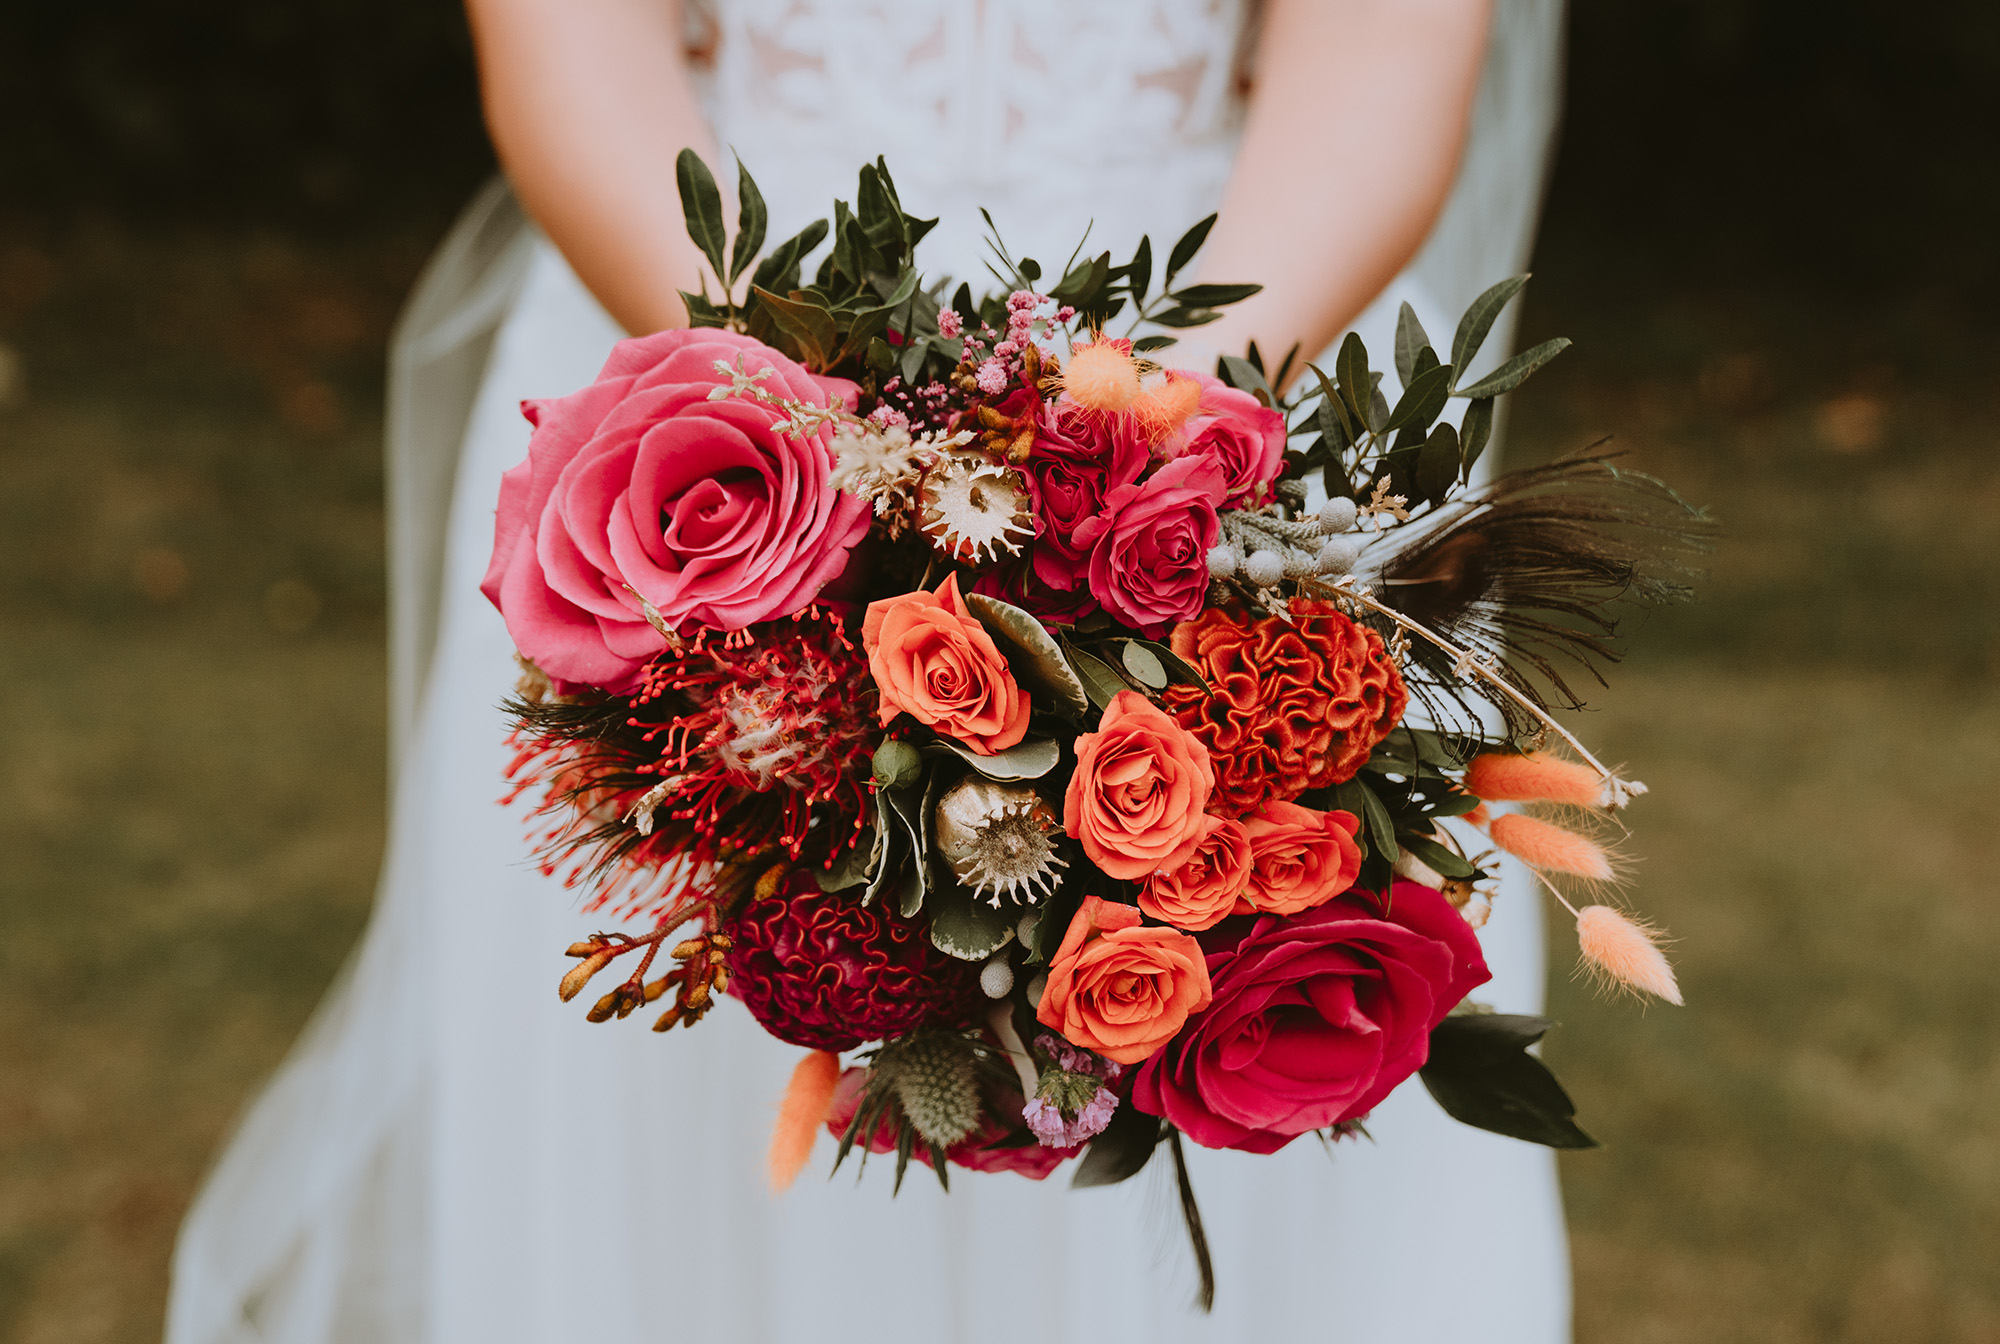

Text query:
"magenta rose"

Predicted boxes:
[[1130, 881, 1490, 1153], [1168, 374, 1287, 508], [480, 330, 871, 689], [1024, 397, 1147, 593], [1072, 455, 1226, 637]]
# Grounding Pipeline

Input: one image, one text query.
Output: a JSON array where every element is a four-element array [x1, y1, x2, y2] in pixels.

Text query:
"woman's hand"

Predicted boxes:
[[1183, 0, 1495, 373], [466, 0, 717, 335]]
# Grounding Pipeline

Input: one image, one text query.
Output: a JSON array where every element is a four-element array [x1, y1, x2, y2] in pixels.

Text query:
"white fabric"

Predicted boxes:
[[167, 2, 1571, 1341]]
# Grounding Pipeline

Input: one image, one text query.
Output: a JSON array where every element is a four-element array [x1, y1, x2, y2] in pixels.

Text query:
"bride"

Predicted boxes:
[[168, 2, 1569, 1340]]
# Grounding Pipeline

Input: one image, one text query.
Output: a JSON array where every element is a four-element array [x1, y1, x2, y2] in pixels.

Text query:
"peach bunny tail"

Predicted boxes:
[[1575, 905, 1683, 1005], [769, 1049, 843, 1192], [1465, 751, 1613, 808], [1130, 372, 1205, 444], [1488, 812, 1615, 882]]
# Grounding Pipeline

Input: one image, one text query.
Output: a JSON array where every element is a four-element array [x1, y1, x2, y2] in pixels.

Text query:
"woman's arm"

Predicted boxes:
[[1181, 0, 1494, 370], [466, 0, 715, 335]]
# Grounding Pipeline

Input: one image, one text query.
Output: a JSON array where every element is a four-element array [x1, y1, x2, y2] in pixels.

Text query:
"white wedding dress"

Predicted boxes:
[[167, 2, 1571, 1341]]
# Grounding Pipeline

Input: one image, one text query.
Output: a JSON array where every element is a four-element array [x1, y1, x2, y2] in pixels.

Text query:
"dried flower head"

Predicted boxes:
[[932, 777, 1067, 906], [874, 1030, 985, 1149], [917, 453, 1035, 563]]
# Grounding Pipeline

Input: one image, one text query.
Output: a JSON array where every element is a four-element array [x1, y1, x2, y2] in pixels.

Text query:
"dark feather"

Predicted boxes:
[[1366, 450, 1714, 738]]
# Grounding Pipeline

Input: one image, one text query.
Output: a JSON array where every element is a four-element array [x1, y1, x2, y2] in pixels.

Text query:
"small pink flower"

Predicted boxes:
[[937, 309, 963, 340], [976, 359, 1010, 394]]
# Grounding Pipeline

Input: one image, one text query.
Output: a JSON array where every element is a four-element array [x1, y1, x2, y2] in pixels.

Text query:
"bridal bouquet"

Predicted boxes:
[[486, 155, 1706, 1295]]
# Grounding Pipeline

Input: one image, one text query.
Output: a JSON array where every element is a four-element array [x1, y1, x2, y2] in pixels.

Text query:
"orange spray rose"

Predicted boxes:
[[1063, 690, 1214, 880], [862, 573, 1030, 754], [1140, 814, 1253, 931], [1036, 896, 1213, 1065]]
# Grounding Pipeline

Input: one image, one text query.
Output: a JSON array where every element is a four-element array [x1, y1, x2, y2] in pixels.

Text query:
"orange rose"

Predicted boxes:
[[862, 573, 1030, 754], [1063, 690, 1214, 880], [1036, 896, 1213, 1064], [1140, 814, 1253, 931], [1242, 801, 1363, 915]]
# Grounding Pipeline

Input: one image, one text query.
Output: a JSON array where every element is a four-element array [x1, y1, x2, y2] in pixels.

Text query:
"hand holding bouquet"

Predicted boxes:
[[487, 155, 1709, 1303]]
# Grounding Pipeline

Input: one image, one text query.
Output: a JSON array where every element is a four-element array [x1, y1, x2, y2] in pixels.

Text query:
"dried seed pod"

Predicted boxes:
[[559, 950, 615, 1002], [932, 777, 1067, 906]]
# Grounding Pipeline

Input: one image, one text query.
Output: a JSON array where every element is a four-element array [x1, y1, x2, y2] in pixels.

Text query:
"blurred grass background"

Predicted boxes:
[[0, 2, 1995, 1341]]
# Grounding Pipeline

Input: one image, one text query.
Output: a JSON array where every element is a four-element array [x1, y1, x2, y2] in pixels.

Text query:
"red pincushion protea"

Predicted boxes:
[[723, 872, 983, 1052], [1162, 600, 1408, 817]]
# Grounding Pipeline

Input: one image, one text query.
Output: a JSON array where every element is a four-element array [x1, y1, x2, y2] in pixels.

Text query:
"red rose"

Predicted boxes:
[[1167, 374, 1286, 508], [1073, 456, 1226, 638], [1130, 881, 1489, 1153], [1023, 398, 1146, 593], [481, 330, 870, 689], [1241, 801, 1363, 915]]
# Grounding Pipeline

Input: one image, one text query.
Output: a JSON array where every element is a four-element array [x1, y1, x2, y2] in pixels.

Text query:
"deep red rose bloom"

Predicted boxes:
[[1163, 600, 1408, 816], [1130, 881, 1489, 1153], [1024, 398, 1146, 593], [723, 872, 982, 1051], [970, 558, 1101, 625]]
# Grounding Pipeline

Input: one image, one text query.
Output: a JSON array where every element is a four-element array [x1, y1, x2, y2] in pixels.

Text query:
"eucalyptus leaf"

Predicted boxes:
[[881, 783, 928, 912], [861, 791, 906, 907], [1133, 638, 1208, 690], [1164, 213, 1217, 286], [1460, 397, 1496, 479], [1419, 1014, 1597, 1149], [1065, 644, 1135, 711], [926, 881, 1015, 961], [964, 592, 1091, 720], [1119, 640, 1168, 690], [1454, 337, 1572, 400], [1449, 274, 1531, 378], [1394, 301, 1431, 388], [1071, 1102, 1163, 1187], [934, 735, 1061, 781], [674, 148, 728, 283], [728, 155, 769, 286]]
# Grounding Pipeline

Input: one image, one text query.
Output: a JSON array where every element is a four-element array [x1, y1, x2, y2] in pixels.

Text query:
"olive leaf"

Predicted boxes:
[[1164, 213, 1217, 287], [674, 148, 728, 284], [1454, 337, 1572, 400], [1394, 301, 1432, 388], [1449, 273, 1531, 378]]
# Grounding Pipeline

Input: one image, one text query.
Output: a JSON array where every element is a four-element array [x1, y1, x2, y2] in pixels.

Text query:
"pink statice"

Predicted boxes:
[[1024, 1032, 1125, 1147]]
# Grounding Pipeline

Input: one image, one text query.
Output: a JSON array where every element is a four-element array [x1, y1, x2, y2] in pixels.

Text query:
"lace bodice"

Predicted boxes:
[[686, 0, 1252, 287]]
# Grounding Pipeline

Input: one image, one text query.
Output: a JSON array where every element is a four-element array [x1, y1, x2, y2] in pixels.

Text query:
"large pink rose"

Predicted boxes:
[[1165, 374, 1287, 508], [1024, 398, 1147, 592], [481, 330, 871, 689], [1072, 455, 1226, 637], [1130, 881, 1490, 1153]]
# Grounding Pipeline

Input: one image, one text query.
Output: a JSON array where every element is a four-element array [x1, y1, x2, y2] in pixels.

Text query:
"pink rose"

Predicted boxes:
[[481, 330, 871, 689], [1063, 690, 1215, 880], [1140, 814, 1253, 931], [1241, 801, 1364, 915], [1130, 881, 1490, 1153], [1072, 455, 1226, 638], [1024, 398, 1146, 592], [1166, 374, 1287, 508]]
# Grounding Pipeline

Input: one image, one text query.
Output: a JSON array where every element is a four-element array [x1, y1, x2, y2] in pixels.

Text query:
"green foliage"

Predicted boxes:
[[1419, 1014, 1597, 1149]]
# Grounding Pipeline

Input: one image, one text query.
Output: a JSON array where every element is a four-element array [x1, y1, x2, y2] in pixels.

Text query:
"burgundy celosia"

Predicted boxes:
[[723, 872, 982, 1051]]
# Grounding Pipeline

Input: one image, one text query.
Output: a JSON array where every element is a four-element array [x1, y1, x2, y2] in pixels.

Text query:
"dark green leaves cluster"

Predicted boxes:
[[1420, 1014, 1597, 1149], [1289, 274, 1570, 508]]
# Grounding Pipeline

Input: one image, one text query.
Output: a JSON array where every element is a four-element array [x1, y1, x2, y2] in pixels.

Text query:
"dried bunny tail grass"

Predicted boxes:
[[1488, 812, 1616, 882], [1467, 751, 1617, 808], [1130, 371, 1204, 443], [1575, 905, 1682, 1005], [1062, 339, 1141, 412], [768, 1049, 842, 1192]]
